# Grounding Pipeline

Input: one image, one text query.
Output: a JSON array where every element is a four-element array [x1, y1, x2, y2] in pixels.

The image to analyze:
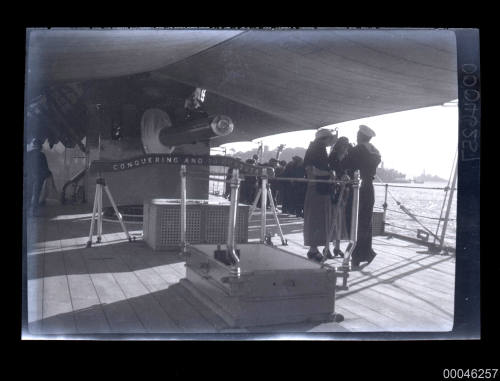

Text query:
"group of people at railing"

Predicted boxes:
[[302, 125, 381, 267], [225, 125, 382, 269]]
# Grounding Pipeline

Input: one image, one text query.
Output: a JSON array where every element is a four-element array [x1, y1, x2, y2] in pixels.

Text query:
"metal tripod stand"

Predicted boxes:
[[86, 177, 132, 247], [248, 177, 287, 246]]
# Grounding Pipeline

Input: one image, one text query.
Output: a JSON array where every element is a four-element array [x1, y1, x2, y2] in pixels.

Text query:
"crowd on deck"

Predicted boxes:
[[225, 155, 308, 218]]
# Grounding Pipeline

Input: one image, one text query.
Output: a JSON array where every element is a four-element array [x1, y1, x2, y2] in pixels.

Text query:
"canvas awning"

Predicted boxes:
[[26, 28, 458, 146]]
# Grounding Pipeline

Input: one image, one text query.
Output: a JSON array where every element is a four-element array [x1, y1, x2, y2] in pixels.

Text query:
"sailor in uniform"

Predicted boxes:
[[341, 125, 381, 268]]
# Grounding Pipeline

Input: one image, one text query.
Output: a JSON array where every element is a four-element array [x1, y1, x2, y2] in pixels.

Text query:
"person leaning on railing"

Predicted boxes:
[[327, 136, 352, 258], [302, 129, 338, 262]]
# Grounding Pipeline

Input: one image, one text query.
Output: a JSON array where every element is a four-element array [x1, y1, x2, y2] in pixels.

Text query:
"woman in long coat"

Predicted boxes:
[[327, 137, 352, 258], [303, 129, 337, 262]]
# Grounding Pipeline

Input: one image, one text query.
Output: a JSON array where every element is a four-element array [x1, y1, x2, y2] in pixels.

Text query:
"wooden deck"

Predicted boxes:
[[25, 202, 455, 336]]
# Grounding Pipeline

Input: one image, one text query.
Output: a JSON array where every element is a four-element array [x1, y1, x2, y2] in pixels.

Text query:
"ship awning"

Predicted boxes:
[[26, 29, 458, 146]]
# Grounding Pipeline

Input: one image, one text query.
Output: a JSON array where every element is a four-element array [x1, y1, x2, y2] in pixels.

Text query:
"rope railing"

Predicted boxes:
[[373, 206, 456, 221], [384, 222, 416, 232], [373, 183, 456, 191], [206, 174, 457, 223], [207, 172, 456, 191], [205, 174, 359, 185], [207, 174, 458, 225]]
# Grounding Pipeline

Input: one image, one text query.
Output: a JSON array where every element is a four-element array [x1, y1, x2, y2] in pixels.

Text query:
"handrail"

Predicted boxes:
[[61, 168, 87, 204], [205, 175, 357, 185], [373, 183, 456, 191]]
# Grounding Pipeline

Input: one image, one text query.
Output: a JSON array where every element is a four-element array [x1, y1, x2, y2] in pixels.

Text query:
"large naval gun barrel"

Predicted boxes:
[[159, 115, 234, 146]]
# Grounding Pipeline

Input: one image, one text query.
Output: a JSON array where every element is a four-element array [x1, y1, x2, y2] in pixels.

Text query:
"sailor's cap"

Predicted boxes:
[[359, 125, 376, 138]]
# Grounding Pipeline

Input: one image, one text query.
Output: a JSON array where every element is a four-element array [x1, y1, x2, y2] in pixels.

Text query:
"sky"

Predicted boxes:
[[216, 102, 458, 179]]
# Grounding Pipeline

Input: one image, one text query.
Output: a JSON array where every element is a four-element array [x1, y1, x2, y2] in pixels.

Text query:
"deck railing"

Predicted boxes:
[[209, 174, 457, 253]]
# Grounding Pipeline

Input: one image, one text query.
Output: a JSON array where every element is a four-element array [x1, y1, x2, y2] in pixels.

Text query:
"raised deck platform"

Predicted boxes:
[[25, 202, 455, 336]]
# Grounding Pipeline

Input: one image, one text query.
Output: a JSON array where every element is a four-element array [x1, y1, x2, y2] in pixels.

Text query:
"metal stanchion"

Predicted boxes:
[[86, 182, 100, 247], [267, 183, 287, 245], [260, 176, 268, 243], [248, 188, 262, 221], [226, 168, 241, 272], [382, 183, 388, 234], [180, 165, 187, 254], [438, 162, 457, 253], [96, 182, 103, 243], [339, 171, 360, 290]]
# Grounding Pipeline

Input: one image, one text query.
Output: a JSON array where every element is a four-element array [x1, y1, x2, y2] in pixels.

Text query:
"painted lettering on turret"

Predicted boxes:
[[91, 154, 268, 174]]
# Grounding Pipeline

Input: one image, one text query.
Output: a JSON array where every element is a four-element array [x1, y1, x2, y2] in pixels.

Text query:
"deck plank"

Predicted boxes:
[[26, 205, 456, 335], [81, 248, 146, 334], [27, 218, 46, 334], [41, 220, 77, 334], [95, 242, 179, 333], [63, 247, 111, 334], [116, 250, 184, 331], [134, 255, 218, 333]]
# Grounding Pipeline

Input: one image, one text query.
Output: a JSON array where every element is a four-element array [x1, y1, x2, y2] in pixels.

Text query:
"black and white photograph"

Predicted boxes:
[[22, 28, 480, 340]]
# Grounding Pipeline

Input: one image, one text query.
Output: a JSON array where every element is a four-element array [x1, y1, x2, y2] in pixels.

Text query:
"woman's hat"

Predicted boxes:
[[315, 129, 334, 139]]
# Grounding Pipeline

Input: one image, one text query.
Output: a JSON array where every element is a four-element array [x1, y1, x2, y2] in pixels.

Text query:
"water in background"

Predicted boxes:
[[209, 172, 457, 249], [374, 181, 456, 248]]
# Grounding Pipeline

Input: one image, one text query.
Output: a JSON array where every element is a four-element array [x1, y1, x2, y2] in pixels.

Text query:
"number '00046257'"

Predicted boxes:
[[461, 63, 480, 162]]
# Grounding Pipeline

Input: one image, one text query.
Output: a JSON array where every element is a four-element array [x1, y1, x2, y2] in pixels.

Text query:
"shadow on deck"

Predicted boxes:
[[25, 202, 456, 337]]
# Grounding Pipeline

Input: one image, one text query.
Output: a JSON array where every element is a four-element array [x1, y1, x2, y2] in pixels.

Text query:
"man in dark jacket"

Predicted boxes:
[[341, 125, 381, 268], [26, 138, 51, 215]]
